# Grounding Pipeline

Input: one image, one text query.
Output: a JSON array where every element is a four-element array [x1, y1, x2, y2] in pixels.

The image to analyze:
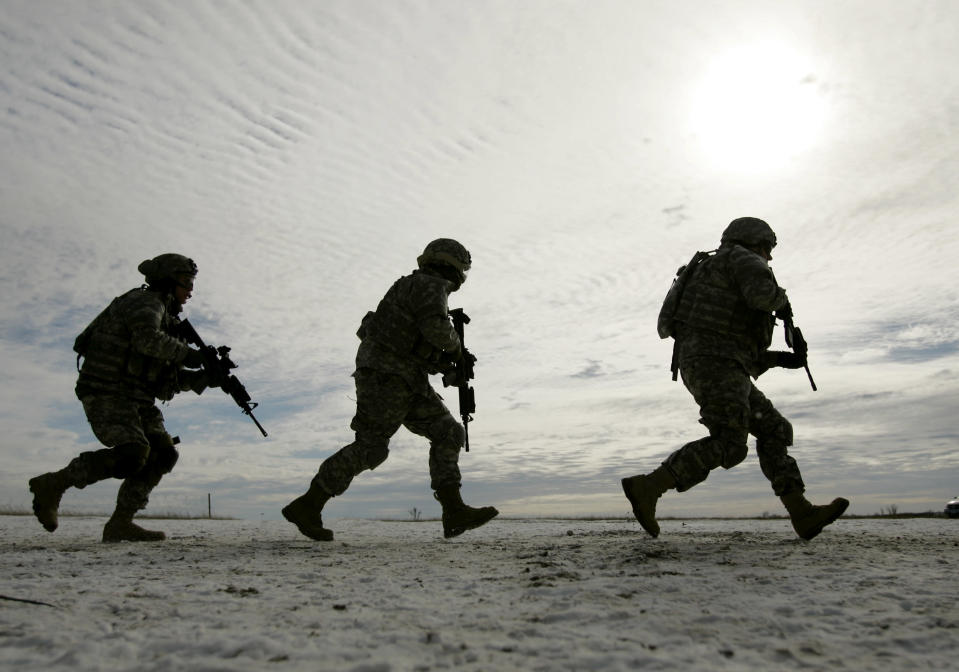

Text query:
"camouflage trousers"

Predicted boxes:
[[314, 368, 464, 496], [663, 357, 804, 497], [73, 394, 179, 516]]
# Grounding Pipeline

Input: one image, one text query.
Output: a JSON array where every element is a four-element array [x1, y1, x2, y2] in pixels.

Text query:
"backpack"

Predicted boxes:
[[72, 297, 122, 371], [657, 250, 713, 339], [73, 312, 103, 371], [657, 250, 713, 380]]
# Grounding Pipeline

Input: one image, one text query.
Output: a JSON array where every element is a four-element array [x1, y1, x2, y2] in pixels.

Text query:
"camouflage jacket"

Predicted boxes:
[[673, 243, 788, 377], [355, 269, 462, 395], [74, 286, 201, 402]]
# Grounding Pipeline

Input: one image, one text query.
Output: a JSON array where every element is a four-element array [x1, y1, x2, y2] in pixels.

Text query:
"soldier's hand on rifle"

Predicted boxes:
[[442, 368, 462, 387], [182, 368, 219, 394], [441, 352, 476, 387], [438, 351, 458, 373], [773, 351, 806, 369], [183, 347, 205, 368], [203, 370, 222, 389]]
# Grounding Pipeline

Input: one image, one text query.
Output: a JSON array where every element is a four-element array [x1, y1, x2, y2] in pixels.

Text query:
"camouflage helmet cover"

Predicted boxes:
[[137, 253, 198, 284], [417, 238, 471, 283], [721, 217, 777, 250]]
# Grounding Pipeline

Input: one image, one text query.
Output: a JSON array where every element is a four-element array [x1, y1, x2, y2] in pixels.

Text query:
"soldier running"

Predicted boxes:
[[623, 218, 849, 540], [29, 254, 215, 542], [283, 239, 498, 541]]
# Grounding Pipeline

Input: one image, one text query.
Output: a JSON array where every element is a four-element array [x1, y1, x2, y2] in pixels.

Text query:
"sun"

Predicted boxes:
[[688, 42, 826, 174]]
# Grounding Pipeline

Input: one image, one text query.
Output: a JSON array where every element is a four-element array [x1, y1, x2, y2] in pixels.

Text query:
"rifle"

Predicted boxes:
[[177, 319, 268, 436], [445, 308, 476, 452], [778, 304, 817, 391]]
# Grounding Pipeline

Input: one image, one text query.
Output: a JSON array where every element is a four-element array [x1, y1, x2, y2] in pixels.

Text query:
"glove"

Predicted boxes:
[[188, 375, 208, 395], [442, 368, 463, 388], [775, 303, 793, 322], [441, 352, 476, 387], [182, 347, 206, 369], [774, 351, 806, 369]]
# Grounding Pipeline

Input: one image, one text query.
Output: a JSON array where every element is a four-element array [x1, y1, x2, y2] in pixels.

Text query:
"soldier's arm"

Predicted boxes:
[[413, 278, 462, 355], [177, 368, 213, 394], [729, 246, 788, 312], [126, 296, 192, 363]]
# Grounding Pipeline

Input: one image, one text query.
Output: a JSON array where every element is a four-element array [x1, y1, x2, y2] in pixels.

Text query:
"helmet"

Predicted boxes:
[[137, 253, 198, 286], [417, 238, 471, 285], [721, 217, 777, 250]]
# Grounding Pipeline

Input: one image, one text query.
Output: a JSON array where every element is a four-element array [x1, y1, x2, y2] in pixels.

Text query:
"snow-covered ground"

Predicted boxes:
[[1, 515, 956, 671]]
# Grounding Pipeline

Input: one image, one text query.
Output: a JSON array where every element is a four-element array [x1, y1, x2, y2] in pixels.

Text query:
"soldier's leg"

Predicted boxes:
[[750, 387, 849, 540], [29, 395, 152, 533], [623, 357, 750, 537], [284, 369, 409, 541], [103, 406, 177, 543], [665, 358, 752, 490], [404, 390, 497, 538], [747, 386, 803, 497], [315, 370, 409, 496]]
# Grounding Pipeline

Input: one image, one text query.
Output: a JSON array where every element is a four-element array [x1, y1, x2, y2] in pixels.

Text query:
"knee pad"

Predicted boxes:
[[720, 441, 749, 469], [709, 427, 748, 470], [759, 417, 794, 447], [355, 436, 390, 471], [112, 442, 150, 478], [778, 418, 794, 446], [711, 430, 748, 469], [147, 433, 179, 475], [430, 416, 465, 450]]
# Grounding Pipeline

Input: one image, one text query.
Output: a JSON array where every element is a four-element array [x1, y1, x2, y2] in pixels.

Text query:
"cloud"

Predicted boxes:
[[2, 1, 958, 523]]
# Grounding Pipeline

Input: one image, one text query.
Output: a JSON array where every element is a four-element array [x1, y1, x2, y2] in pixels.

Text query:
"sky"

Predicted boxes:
[[1, 0, 957, 522]]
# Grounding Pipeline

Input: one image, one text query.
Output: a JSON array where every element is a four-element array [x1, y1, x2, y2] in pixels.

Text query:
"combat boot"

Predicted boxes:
[[434, 485, 498, 538], [102, 476, 166, 542], [780, 491, 849, 540], [28, 471, 73, 532], [102, 518, 166, 542], [282, 481, 334, 541], [622, 466, 676, 538], [29, 448, 122, 532]]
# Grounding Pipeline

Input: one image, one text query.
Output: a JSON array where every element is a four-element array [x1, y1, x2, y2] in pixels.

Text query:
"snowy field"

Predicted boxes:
[[1, 515, 956, 671]]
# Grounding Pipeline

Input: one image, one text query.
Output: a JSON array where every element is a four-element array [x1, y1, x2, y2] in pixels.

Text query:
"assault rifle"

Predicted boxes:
[[178, 319, 268, 436], [445, 308, 476, 452], [777, 304, 817, 391]]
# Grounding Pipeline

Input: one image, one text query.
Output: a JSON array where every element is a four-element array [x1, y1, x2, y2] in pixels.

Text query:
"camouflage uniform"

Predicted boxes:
[[29, 254, 209, 541], [666, 242, 803, 496], [284, 239, 498, 541], [315, 268, 466, 495], [623, 218, 848, 540]]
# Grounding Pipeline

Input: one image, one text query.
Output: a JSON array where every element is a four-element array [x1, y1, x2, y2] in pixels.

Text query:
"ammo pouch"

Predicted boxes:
[[126, 351, 179, 401]]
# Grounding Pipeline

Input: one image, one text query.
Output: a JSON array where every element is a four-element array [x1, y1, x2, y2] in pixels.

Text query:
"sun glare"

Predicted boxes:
[[689, 43, 826, 174]]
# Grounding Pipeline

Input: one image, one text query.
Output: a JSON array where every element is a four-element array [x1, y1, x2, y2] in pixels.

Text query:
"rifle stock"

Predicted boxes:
[[178, 319, 268, 436]]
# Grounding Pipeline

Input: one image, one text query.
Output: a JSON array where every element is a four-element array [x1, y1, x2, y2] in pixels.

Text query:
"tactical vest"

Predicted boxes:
[[672, 247, 774, 347], [75, 287, 182, 400], [357, 274, 448, 370]]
